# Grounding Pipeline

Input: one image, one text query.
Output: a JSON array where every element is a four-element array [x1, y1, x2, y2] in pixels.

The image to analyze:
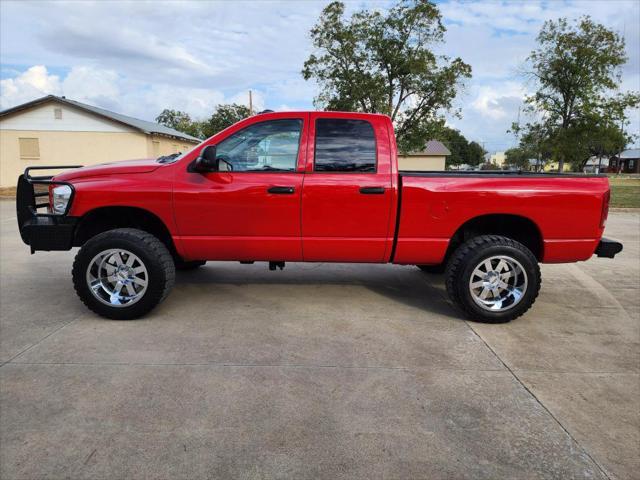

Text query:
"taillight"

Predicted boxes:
[[600, 190, 610, 229]]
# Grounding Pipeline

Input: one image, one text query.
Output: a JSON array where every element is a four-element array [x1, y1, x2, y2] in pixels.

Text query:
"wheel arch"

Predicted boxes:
[[73, 206, 179, 258], [446, 214, 543, 262]]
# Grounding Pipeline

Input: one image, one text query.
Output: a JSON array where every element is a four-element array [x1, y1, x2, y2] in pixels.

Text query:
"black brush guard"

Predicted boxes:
[[16, 165, 82, 253]]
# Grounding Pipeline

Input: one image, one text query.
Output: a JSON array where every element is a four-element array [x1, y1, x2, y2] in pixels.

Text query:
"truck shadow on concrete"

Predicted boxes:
[[174, 263, 459, 319]]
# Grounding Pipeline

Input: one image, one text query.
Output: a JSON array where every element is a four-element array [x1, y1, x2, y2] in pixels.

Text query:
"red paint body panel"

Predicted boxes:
[[393, 175, 609, 264], [301, 112, 394, 262], [55, 158, 161, 181], [173, 171, 305, 260], [52, 111, 612, 266], [171, 112, 308, 261]]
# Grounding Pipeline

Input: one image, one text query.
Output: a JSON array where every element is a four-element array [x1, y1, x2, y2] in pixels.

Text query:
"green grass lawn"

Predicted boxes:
[[608, 176, 640, 208]]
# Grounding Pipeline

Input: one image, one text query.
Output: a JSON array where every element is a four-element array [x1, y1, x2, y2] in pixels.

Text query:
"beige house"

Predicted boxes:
[[0, 95, 200, 187], [489, 151, 506, 168], [398, 140, 450, 171]]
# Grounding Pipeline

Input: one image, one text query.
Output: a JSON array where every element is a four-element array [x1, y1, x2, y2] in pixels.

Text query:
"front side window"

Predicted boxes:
[[314, 119, 376, 172], [216, 119, 302, 172]]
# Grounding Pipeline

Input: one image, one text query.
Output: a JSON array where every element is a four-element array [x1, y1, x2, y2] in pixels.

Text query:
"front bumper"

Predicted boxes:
[[594, 237, 623, 258], [18, 214, 78, 252], [16, 169, 80, 253]]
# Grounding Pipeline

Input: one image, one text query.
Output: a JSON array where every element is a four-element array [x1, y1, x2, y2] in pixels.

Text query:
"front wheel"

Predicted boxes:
[[72, 228, 176, 320], [445, 235, 541, 323]]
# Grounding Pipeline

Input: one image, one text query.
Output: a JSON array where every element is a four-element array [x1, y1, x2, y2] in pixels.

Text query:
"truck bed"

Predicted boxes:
[[393, 171, 610, 265]]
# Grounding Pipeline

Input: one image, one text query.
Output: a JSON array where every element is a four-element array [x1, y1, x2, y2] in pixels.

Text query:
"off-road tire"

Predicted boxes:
[[175, 259, 206, 271], [72, 228, 175, 320], [445, 235, 541, 323]]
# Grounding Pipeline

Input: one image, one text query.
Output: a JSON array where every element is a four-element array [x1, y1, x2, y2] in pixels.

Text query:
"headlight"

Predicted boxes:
[[51, 185, 72, 214]]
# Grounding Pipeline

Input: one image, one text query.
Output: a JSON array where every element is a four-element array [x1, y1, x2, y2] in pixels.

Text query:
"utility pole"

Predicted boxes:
[[249, 90, 253, 115]]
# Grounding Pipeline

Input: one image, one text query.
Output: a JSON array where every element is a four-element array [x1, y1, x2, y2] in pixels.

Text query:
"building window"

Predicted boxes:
[[630, 160, 635, 169], [314, 118, 376, 172], [54, 107, 62, 120], [19, 138, 40, 160]]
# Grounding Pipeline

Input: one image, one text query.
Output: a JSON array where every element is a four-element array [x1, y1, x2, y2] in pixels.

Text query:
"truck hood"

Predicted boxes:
[[53, 158, 161, 182]]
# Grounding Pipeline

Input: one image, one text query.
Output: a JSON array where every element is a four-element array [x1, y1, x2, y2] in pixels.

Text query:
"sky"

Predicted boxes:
[[1, 0, 638, 153]]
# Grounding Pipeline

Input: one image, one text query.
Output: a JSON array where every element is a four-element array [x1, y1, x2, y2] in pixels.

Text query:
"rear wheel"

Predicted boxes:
[[72, 228, 175, 320], [445, 235, 541, 323]]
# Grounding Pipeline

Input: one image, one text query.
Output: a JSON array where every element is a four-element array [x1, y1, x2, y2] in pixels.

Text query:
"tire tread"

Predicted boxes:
[[445, 234, 541, 323], [72, 228, 175, 319]]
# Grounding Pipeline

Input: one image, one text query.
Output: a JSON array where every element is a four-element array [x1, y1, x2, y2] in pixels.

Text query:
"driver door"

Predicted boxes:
[[173, 115, 307, 261]]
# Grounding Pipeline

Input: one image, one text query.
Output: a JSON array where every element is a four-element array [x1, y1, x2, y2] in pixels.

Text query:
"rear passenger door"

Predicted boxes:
[[301, 113, 394, 262]]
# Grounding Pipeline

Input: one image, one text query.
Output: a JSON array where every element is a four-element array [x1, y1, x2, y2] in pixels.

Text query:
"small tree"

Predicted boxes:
[[519, 16, 639, 171], [201, 104, 251, 139], [437, 127, 469, 168], [155, 109, 202, 138], [580, 116, 628, 171], [467, 141, 487, 167], [302, 1, 471, 153], [510, 122, 554, 171], [504, 147, 534, 170]]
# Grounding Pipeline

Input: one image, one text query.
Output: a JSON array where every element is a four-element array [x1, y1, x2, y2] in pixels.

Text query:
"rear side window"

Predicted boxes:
[[314, 119, 376, 172]]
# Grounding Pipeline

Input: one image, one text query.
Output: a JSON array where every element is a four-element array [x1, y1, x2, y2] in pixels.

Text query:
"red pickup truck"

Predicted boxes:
[[17, 111, 622, 323]]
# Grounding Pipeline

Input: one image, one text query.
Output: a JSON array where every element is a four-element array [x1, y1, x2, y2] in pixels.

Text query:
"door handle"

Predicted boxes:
[[267, 186, 295, 194], [359, 186, 386, 194]]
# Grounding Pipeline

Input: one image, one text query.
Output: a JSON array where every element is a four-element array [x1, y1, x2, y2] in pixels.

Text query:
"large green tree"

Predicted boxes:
[[201, 104, 251, 139], [302, 0, 471, 153], [518, 16, 639, 172]]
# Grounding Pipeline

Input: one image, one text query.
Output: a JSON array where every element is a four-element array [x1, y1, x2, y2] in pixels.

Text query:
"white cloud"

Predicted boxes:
[[0, 65, 267, 122], [0, 66, 61, 108], [471, 82, 527, 120], [62, 67, 121, 106], [1, 0, 638, 147]]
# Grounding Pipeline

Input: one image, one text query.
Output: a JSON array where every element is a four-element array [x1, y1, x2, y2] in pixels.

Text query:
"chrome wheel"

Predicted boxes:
[[86, 249, 148, 307], [468, 255, 528, 312]]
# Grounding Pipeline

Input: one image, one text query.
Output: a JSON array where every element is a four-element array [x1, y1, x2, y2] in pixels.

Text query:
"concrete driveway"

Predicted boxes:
[[1, 199, 638, 480]]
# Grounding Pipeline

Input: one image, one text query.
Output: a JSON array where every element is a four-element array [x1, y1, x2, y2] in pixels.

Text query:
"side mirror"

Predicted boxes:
[[193, 145, 218, 172]]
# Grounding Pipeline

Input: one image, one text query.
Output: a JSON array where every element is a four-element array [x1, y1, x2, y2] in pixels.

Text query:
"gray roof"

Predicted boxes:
[[408, 140, 451, 156], [619, 148, 640, 159], [0, 95, 201, 142]]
